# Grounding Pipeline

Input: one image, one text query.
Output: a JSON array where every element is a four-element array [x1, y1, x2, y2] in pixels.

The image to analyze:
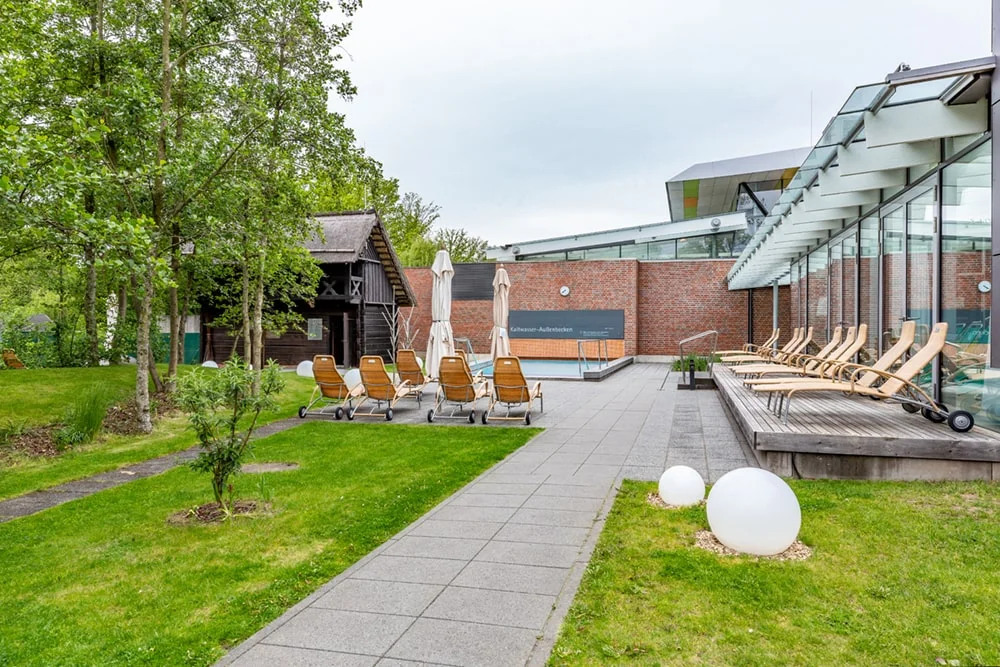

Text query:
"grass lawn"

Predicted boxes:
[[0, 366, 315, 501], [0, 421, 537, 666], [552, 479, 1000, 666]]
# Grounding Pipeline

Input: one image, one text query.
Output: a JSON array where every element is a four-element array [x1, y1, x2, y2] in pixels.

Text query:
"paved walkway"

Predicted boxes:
[[220, 363, 751, 667]]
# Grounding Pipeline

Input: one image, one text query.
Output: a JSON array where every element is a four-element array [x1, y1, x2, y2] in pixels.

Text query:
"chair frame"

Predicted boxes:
[[348, 355, 412, 421], [2, 348, 26, 369], [298, 355, 363, 420], [396, 349, 430, 403], [482, 357, 543, 425], [428, 355, 489, 423]]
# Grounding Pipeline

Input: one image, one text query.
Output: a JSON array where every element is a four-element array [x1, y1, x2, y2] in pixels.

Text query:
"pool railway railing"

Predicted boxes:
[[659, 330, 719, 391], [577, 338, 610, 376]]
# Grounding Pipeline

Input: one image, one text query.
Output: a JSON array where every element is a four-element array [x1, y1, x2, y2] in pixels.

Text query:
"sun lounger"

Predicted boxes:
[[722, 327, 812, 365], [348, 355, 413, 421], [396, 349, 430, 402], [717, 329, 779, 356], [732, 326, 846, 377], [483, 356, 542, 425], [2, 349, 25, 369], [298, 355, 364, 420], [752, 322, 974, 432], [428, 355, 489, 423], [741, 325, 869, 383]]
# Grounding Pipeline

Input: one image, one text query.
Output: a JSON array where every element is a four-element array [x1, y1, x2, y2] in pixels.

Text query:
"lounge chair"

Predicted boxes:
[[298, 355, 364, 420], [741, 324, 869, 383], [428, 355, 489, 423], [722, 327, 812, 365], [717, 329, 780, 356], [348, 355, 412, 421], [732, 326, 846, 377], [2, 349, 25, 369], [483, 356, 543, 425], [396, 349, 430, 402], [753, 322, 975, 432]]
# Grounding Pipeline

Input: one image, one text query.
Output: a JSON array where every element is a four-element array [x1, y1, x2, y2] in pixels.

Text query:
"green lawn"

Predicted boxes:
[[552, 480, 1000, 666], [0, 366, 315, 501], [0, 421, 536, 666]]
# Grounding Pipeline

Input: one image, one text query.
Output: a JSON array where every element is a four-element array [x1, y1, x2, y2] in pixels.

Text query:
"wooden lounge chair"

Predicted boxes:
[[396, 349, 430, 402], [732, 326, 846, 377], [722, 327, 812, 365], [483, 356, 542, 425], [298, 355, 364, 420], [753, 322, 974, 432], [741, 325, 869, 383], [428, 355, 489, 423], [348, 355, 412, 421], [2, 349, 25, 369], [717, 329, 780, 356]]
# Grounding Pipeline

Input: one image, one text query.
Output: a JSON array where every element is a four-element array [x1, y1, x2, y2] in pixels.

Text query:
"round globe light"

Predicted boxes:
[[200, 360, 219, 369], [658, 466, 705, 506], [416, 356, 424, 371], [344, 369, 362, 389], [706, 467, 801, 556], [296, 360, 314, 378]]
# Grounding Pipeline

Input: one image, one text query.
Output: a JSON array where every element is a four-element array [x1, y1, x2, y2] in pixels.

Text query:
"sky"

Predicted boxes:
[[330, 0, 992, 247]]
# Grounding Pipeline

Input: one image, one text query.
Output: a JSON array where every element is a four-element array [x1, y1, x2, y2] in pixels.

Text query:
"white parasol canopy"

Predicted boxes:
[[489, 265, 511, 361], [425, 248, 456, 378]]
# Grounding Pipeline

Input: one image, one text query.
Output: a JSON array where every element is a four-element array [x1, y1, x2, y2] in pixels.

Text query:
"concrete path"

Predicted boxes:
[[0, 417, 302, 523], [219, 363, 750, 667]]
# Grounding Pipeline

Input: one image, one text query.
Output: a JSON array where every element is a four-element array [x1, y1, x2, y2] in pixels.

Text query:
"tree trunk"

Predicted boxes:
[[241, 245, 252, 363], [83, 245, 99, 367], [177, 268, 191, 366], [167, 240, 180, 386], [136, 270, 154, 434], [251, 260, 264, 394]]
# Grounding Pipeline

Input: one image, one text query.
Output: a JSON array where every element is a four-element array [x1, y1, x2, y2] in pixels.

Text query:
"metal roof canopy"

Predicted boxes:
[[726, 56, 994, 291]]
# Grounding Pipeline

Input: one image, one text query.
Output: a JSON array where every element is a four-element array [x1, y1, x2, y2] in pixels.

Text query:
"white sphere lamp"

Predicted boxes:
[[344, 368, 362, 389], [200, 360, 219, 369], [658, 466, 705, 506], [296, 360, 314, 377], [706, 467, 801, 556]]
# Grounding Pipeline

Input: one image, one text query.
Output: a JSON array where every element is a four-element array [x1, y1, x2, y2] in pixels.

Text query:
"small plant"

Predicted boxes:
[[0, 419, 29, 444], [55, 387, 110, 448], [671, 354, 719, 372], [176, 357, 284, 513]]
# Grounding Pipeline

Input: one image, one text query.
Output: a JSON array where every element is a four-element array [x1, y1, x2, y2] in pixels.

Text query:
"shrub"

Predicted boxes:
[[176, 357, 284, 512], [671, 354, 720, 372], [55, 387, 110, 448]]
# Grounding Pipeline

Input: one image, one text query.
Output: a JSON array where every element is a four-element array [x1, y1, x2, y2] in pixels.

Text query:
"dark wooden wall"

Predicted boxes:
[[361, 239, 395, 305], [362, 305, 393, 360]]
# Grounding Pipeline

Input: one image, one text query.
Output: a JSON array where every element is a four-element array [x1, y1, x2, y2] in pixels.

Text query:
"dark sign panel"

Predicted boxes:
[[452, 263, 497, 301], [508, 310, 625, 339]]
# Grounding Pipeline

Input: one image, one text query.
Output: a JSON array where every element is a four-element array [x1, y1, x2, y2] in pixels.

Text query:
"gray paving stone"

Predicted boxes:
[[386, 618, 537, 667], [375, 659, 452, 667], [449, 493, 528, 508], [585, 453, 628, 466], [492, 523, 591, 547], [571, 464, 621, 479], [232, 644, 377, 666], [451, 561, 569, 595], [477, 473, 550, 486], [531, 463, 579, 477], [263, 609, 412, 655], [486, 461, 539, 475], [423, 587, 556, 630], [406, 519, 503, 540], [467, 482, 542, 495], [521, 494, 604, 513], [534, 483, 609, 498], [474, 541, 580, 568], [510, 508, 595, 528], [384, 536, 486, 561], [429, 505, 517, 523], [352, 555, 467, 585], [313, 580, 443, 616], [621, 465, 663, 481], [565, 429, 609, 444]]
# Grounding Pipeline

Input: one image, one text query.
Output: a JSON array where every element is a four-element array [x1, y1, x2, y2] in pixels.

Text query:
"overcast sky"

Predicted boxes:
[[330, 0, 991, 246]]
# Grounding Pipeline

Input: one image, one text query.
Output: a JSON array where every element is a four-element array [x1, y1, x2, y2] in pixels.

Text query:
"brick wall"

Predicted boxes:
[[750, 285, 791, 348]]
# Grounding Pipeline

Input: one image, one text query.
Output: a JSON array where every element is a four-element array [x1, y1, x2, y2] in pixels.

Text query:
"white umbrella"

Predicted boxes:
[[425, 248, 456, 378], [490, 264, 511, 361]]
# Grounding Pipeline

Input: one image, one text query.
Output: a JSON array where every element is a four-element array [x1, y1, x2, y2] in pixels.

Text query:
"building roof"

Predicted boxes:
[[666, 147, 811, 221], [308, 210, 415, 307]]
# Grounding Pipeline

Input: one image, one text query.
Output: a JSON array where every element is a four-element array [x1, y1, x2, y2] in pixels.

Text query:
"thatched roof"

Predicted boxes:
[[307, 210, 415, 307]]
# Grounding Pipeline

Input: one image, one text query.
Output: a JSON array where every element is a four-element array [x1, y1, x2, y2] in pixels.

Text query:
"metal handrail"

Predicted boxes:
[[577, 339, 609, 375], [659, 330, 719, 391]]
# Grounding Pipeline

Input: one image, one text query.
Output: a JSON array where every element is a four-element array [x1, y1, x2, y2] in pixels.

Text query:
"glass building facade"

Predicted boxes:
[[517, 229, 752, 262]]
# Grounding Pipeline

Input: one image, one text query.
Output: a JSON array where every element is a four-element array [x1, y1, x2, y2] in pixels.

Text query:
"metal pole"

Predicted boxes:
[[991, 0, 1000, 368], [772, 279, 779, 334]]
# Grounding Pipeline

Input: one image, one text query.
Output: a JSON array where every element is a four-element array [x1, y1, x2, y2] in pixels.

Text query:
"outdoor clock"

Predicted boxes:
[[978, 280, 992, 294], [559, 285, 570, 297]]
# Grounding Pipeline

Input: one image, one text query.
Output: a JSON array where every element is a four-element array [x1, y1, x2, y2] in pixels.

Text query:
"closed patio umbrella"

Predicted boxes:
[[490, 264, 511, 361], [426, 248, 456, 379]]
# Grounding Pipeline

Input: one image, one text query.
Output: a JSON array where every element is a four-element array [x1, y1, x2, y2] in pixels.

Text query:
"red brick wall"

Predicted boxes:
[[750, 286, 791, 348], [403, 259, 789, 358]]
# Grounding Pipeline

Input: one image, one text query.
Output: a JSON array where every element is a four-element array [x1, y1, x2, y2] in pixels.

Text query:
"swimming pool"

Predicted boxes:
[[474, 358, 612, 379]]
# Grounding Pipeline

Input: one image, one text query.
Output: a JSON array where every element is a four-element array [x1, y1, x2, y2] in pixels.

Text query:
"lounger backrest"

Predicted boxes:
[[828, 324, 868, 368], [492, 357, 531, 404], [3, 349, 25, 369], [396, 349, 425, 386], [313, 355, 349, 400], [806, 327, 843, 368], [777, 328, 802, 355], [360, 355, 396, 401], [855, 320, 918, 388], [789, 327, 813, 355], [872, 322, 947, 396], [439, 356, 479, 402]]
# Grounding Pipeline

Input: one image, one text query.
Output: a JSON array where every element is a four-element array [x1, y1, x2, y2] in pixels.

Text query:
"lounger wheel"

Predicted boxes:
[[901, 402, 920, 414], [921, 406, 947, 423], [298, 406, 307, 419], [335, 407, 344, 420], [524, 413, 531, 426], [427, 409, 435, 423], [385, 408, 393, 421], [947, 410, 974, 433], [481, 411, 489, 425], [346, 408, 355, 420], [468, 411, 475, 424]]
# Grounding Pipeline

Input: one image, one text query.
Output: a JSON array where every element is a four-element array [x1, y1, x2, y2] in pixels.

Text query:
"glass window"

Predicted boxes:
[[676, 236, 713, 259], [842, 232, 858, 331], [566, 250, 585, 261], [881, 205, 906, 354], [859, 215, 879, 362], [732, 229, 752, 255], [790, 261, 801, 331], [583, 246, 621, 260], [715, 232, 738, 258], [807, 247, 829, 348], [940, 140, 994, 428], [647, 239, 676, 260], [906, 189, 935, 356], [620, 243, 649, 259], [829, 242, 843, 332]]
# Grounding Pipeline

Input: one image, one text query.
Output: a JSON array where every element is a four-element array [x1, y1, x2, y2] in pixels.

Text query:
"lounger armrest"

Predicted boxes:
[[530, 381, 542, 399], [846, 366, 919, 388], [393, 379, 412, 398]]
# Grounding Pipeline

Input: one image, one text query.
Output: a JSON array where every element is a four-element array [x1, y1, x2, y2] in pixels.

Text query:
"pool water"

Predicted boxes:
[[474, 359, 608, 378]]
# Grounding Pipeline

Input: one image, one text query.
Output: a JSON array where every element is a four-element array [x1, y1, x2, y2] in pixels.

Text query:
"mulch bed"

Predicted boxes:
[[0, 426, 62, 462], [104, 391, 178, 436], [167, 500, 270, 525]]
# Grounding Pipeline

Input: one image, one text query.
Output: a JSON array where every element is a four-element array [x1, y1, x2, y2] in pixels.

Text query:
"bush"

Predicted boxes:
[[55, 387, 110, 448], [177, 357, 285, 512], [671, 354, 720, 372]]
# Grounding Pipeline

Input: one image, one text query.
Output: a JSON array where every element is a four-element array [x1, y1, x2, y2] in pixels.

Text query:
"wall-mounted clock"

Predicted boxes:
[[559, 285, 570, 297]]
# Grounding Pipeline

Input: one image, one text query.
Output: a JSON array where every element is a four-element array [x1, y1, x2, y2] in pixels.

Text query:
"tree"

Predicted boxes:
[[433, 227, 488, 263]]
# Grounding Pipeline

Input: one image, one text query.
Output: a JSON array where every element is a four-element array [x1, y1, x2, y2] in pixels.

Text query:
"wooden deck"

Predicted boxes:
[[714, 365, 1000, 480]]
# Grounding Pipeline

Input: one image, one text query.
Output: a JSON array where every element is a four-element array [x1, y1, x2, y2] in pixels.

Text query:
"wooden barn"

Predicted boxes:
[[200, 210, 415, 367]]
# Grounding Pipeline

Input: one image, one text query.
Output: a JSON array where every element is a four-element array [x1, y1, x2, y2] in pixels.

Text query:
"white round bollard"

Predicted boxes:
[[706, 467, 801, 556], [296, 360, 314, 378], [658, 466, 705, 507], [344, 369, 362, 389], [200, 360, 219, 369]]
